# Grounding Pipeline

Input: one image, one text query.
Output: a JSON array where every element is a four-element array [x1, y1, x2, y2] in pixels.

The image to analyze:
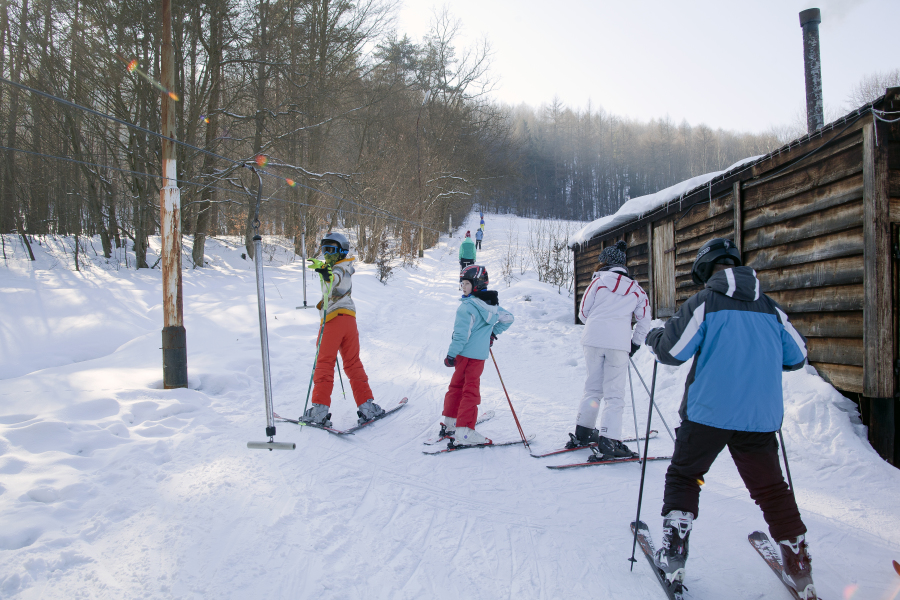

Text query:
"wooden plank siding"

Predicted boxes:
[[572, 107, 888, 401]]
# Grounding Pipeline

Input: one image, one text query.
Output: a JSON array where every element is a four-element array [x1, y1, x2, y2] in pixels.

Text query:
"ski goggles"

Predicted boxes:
[[321, 245, 343, 255]]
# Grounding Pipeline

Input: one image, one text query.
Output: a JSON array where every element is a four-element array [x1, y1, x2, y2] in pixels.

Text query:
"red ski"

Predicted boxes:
[[547, 455, 671, 470]]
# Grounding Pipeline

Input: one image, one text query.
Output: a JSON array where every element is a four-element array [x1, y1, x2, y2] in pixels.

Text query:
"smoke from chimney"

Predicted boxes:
[[800, 8, 824, 133]]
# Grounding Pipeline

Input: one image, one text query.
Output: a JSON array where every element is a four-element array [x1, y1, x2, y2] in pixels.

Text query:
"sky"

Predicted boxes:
[[394, 0, 900, 134]]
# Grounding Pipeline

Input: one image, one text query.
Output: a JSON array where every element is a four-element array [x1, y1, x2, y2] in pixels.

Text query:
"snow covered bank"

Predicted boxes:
[[1, 216, 898, 599]]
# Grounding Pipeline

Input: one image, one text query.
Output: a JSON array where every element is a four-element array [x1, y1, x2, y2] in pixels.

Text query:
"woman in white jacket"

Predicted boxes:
[[574, 240, 651, 458]]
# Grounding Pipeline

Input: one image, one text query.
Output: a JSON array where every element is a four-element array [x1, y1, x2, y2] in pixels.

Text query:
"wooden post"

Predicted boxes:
[[159, 0, 187, 388], [862, 121, 892, 398], [733, 181, 743, 257], [862, 119, 894, 463], [647, 222, 654, 319]]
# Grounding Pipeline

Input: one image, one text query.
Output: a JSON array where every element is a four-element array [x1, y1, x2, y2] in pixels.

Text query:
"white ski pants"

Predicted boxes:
[[576, 345, 628, 441]]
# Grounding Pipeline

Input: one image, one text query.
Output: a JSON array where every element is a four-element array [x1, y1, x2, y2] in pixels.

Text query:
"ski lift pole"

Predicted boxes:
[[246, 166, 295, 451]]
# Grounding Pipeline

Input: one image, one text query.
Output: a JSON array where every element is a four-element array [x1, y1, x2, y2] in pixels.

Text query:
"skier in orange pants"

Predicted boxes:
[[301, 232, 385, 426]]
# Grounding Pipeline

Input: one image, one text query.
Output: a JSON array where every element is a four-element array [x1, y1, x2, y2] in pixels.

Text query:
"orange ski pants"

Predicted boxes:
[[311, 315, 373, 407], [442, 356, 485, 428]]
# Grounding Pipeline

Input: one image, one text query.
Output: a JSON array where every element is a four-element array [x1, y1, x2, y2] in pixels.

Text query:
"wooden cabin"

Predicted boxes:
[[572, 88, 900, 465]]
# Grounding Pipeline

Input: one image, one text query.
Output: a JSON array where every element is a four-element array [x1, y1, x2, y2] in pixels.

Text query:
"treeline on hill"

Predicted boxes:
[[482, 101, 783, 221], [0, 0, 782, 269]]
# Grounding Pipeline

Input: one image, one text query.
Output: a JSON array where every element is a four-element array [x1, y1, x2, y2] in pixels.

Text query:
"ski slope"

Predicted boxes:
[[1, 214, 899, 600]]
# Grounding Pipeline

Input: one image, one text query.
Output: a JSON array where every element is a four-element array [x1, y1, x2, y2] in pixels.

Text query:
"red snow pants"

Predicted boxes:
[[311, 315, 373, 407], [442, 356, 485, 428]]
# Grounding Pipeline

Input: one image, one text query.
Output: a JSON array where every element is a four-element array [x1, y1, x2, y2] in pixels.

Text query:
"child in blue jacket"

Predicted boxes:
[[441, 265, 514, 446]]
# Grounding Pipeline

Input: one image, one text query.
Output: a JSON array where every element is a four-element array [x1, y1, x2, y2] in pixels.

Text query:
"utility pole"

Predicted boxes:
[[160, 0, 187, 388]]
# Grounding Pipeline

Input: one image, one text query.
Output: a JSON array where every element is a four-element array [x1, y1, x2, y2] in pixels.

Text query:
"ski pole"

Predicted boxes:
[[302, 277, 333, 417], [778, 428, 795, 493], [627, 362, 641, 456], [629, 357, 675, 443], [336, 356, 347, 402], [629, 360, 658, 571], [490, 349, 529, 450]]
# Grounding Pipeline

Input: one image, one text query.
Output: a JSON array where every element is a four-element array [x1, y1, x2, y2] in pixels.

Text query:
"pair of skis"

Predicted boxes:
[[421, 410, 535, 454], [631, 521, 823, 599], [530, 430, 671, 470], [274, 397, 408, 435]]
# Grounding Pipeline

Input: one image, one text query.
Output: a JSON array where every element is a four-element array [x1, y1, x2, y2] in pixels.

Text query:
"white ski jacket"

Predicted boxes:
[[579, 267, 651, 352]]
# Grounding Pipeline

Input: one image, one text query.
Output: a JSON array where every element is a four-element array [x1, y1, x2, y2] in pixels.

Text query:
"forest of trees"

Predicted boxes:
[[0, 0, 880, 268]]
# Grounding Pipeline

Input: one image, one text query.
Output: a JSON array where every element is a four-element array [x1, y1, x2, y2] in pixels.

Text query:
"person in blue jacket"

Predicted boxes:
[[475, 228, 483, 250], [644, 238, 815, 600], [439, 265, 514, 446]]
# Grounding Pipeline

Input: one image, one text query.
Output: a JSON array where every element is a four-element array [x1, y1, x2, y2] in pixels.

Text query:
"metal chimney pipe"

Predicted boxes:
[[799, 8, 824, 133]]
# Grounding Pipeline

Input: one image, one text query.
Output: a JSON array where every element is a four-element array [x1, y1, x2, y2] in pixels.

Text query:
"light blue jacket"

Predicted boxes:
[[447, 293, 514, 360], [459, 238, 477, 260]]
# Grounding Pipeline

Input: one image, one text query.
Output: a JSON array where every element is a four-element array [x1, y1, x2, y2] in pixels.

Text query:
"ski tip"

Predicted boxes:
[[399, 397, 409, 405], [748, 531, 768, 542], [630, 520, 649, 532], [893, 559, 900, 577]]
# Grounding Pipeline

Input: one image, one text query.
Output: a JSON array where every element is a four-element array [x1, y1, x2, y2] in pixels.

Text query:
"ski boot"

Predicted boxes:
[[450, 427, 492, 447], [439, 416, 457, 438], [357, 400, 385, 424], [566, 425, 600, 449], [300, 403, 332, 427], [779, 535, 816, 600], [594, 435, 638, 459], [654, 510, 692, 592]]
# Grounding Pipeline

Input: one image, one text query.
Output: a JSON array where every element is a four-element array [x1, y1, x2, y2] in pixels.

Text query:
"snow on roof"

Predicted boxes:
[[569, 155, 762, 248]]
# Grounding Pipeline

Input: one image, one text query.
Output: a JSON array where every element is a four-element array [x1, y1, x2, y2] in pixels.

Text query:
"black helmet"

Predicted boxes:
[[321, 232, 349, 256], [460, 264, 489, 292], [691, 238, 742, 285]]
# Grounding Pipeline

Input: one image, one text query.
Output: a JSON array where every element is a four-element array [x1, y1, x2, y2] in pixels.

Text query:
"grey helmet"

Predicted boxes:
[[321, 232, 350, 256], [691, 238, 742, 285]]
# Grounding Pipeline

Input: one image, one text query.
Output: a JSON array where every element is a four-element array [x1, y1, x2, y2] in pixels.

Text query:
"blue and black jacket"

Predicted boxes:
[[645, 266, 807, 433]]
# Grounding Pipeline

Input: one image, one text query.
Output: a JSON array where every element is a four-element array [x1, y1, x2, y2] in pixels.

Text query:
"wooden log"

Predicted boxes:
[[810, 362, 863, 393], [675, 211, 735, 245], [743, 173, 863, 231], [743, 200, 863, 252], [675, 225, 737, 257], [747, 119, 865, 183], [628, 227, 649, 245], [862, 121, 893, 397], [734, 182, 743, 256], [789, 311, 863, 339], [766, 284, 863, 313], [891, 197, 900, 222], [807, 337, 864, 366], [756, 255, 864, 292], [744, 227, 863, 271], [742, 143, 863, 212], [671, 193, 734, 231]]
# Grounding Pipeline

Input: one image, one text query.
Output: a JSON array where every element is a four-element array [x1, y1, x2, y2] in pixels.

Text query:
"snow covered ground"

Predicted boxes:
[[1, 214, 899, 600]]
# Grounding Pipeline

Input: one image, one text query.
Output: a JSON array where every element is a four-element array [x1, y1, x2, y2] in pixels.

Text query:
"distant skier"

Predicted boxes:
[[301, 232, 385, 426], [475, 228, 483, 250], [459, 231, 477, 270], [440, 265, 514, 446], [644, 238, 814, 599], [575, 240, 650, 457]]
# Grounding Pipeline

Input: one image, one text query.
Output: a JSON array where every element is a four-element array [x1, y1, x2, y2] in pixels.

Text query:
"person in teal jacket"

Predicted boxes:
[[440, 265, 514, 446], [459, 231, 477, 270]]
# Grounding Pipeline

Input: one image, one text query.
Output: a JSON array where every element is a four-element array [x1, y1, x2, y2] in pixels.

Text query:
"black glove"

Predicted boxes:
[[444, 355, 456, 367], [490, 333, 497, 347], [645, 327, 665, 348], [314, 266, 332, 282], [630, 342, 640, 357]]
